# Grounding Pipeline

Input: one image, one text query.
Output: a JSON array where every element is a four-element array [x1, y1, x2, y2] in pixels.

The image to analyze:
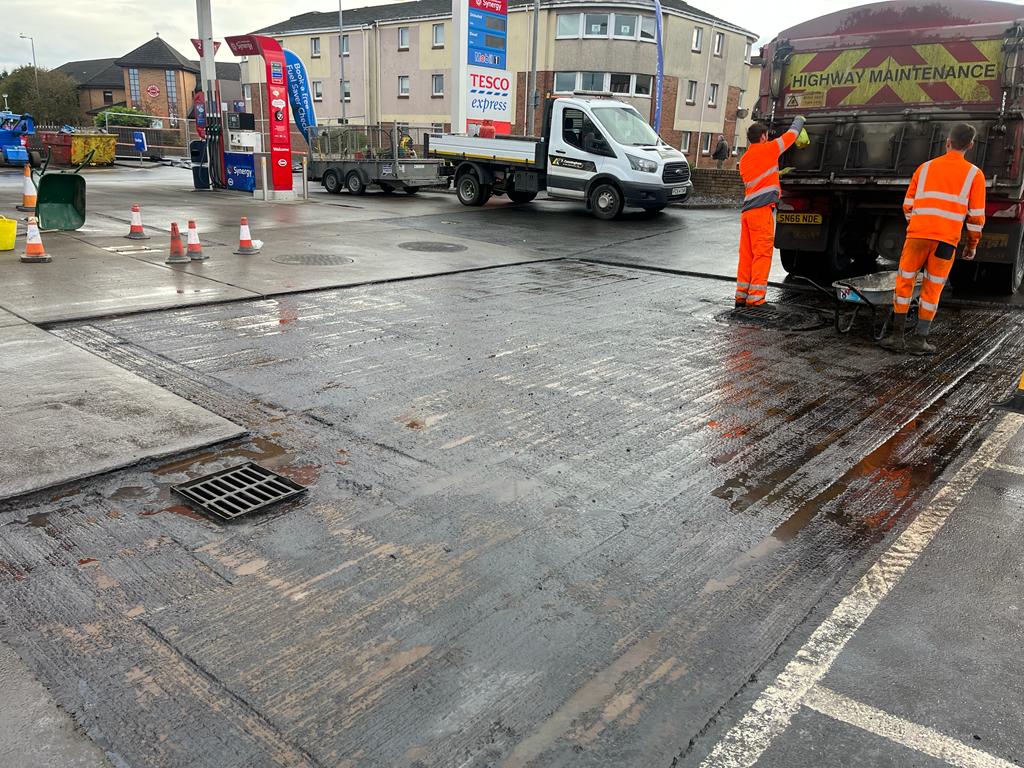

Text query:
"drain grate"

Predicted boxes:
[[715, 305, 826, 332], [398, 241, 467, 253], [171, 462, 307, 521], [104, 245, 159, 254], [271, 254, 354, 266]]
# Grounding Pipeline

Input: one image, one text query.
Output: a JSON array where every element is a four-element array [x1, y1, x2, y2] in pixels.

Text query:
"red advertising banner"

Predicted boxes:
[[224, 35, 293, 192], [470, 0, 507, 13]]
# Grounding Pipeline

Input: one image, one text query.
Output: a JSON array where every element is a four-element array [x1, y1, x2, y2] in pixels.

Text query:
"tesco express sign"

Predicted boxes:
[[467, 66, 512, 121]]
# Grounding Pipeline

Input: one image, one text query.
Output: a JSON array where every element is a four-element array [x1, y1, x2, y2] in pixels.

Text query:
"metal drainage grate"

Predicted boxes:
[[104, 245, 158, 254], [171, 462, 307, 521], [715, 305, 826, 332], [271, 254, 355, 266], [399, 241, 467, 253]]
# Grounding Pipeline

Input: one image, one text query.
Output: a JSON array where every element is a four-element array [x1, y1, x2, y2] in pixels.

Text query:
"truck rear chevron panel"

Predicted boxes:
[[782, 40, 1001, 109]]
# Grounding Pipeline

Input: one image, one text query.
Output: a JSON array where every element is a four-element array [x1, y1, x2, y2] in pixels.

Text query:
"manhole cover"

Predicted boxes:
[[715, 305, 826, 332], [399, 241, 467, 253], [171, 462, 307, 522], [271, 254, 354, 266]]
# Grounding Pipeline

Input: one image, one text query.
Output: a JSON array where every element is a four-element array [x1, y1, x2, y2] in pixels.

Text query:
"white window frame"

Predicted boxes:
[[556, 12, 654, 42], [633, 74, 653, 97], [340, 79, 351, 102], [312, 80, 323, 101], [432, 73, 445, 97], [713, 31, 724, 57], [310, 37, 321, 57], [432, 23, 445, 48], [708, 82, 719, 107], [340, 34, 349, 57], [556, 13, 582, 38], [681, 132, 690, 153], [398, 27, 410, 50], [686, 80, 698, 105], [692, 27, 703, 53], [640, 16, 656, 42], [744, 41, 752, 63], [431, 122, 445, 134], [613, 14, 639, 39], [398, 75, 410, 97], [579, 71, 607, 92], [583, 12, 609, 38], [554, 71, 578, 93], [701, 132, 712, 154]]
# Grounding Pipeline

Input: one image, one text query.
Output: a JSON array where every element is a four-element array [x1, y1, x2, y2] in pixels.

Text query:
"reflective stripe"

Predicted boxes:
[[775, 136, 786, 153], [747, 298, 766, 306], [895, 295, 913, 305], [744, 166, 778, 188], [748, 284, 768, 291], [916, 191, 968, 205], [959, 165, 979, 200], [736, 281, 750, 288], [903, 197, 914, 207], [898, 268, 918, 279], [967, 208, 985, 216], [966, 223, 983, 232], [920, 299, 938, 311], [917, 160, 931, 193], [911, 207, 964, 222], [744, 184, 780, 201], [923, 271, 946, 285]]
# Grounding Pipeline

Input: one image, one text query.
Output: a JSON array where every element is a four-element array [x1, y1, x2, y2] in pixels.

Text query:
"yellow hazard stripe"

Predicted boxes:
[[431, 150, 532, 164]]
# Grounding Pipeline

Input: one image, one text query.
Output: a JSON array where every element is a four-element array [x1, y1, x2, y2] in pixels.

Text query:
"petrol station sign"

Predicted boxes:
[[464, 0, 512, 125]]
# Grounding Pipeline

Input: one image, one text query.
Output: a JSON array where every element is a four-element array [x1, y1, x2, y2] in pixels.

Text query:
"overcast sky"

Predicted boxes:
[[4, 0, 1021, 74]]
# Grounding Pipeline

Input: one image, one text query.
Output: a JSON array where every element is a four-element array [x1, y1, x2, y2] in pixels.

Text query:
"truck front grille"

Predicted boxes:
[[663, 163, 691, 184]]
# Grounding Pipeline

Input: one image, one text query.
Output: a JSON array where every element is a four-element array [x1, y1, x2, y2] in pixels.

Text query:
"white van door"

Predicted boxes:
[[546, 104, 615, 199]]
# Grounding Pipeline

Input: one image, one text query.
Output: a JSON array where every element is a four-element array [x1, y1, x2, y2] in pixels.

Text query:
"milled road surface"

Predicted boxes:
[[1, 165, 1023, 767]]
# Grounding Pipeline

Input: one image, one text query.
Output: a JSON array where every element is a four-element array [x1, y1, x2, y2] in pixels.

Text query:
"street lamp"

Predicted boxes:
[[2, 94, 8, 111], [19, 34, 39, 92]]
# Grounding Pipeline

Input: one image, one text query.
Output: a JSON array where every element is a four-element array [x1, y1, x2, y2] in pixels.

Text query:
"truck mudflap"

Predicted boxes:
[[975, 222, 1023, 265], [775, 210, 829, 252]]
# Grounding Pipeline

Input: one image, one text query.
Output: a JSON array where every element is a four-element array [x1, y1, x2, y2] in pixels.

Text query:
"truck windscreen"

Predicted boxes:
[[592, 106, 661, 147]]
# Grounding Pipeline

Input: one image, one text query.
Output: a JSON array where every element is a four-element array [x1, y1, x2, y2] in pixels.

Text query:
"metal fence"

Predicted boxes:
[[92, 112, 196, 159]]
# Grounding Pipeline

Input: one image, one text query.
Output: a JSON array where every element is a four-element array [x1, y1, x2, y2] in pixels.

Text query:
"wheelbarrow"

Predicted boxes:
[[795, 271, 922, 340], [33, 147, 95, 231]]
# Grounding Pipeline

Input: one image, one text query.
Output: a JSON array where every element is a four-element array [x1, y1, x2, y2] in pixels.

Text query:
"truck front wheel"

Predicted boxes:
[[589, 183, 623, 220], [323, 170, 341, 194], [457, 171, 491, 206]]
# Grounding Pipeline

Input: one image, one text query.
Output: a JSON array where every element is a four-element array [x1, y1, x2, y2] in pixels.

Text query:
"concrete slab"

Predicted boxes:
[[0, 323, 244, 501], [0, 308, 28, 327]]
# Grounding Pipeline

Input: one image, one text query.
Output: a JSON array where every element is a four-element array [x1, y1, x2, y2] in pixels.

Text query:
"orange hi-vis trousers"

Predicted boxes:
[[736, 205, 774, 305], [893, 238, 955, 335]]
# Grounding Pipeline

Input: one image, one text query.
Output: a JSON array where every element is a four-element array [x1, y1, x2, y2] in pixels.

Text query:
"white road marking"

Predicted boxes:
[[804, 686, 1017, 768], [700, 411, 1024, 768], [990, 462, 1024, 476]]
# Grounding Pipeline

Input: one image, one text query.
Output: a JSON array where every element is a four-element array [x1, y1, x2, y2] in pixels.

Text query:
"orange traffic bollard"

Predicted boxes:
[[16, 164, 36, 213], [165, 222, 189, 264], [186, 220, 206, 260], [233, 216, 261, 255], [126, 203, 149, 240], [20, 217, 50, 263]]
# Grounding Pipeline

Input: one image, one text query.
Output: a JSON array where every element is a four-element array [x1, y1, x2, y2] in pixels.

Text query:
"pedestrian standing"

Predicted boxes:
[[734, 115, 805, 307], [712, 134, 730, 169], [879, 123, 985, 355]]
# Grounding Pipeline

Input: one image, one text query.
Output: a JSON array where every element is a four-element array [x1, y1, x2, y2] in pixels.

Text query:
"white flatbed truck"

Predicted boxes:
[[425, 96, 692, 219]]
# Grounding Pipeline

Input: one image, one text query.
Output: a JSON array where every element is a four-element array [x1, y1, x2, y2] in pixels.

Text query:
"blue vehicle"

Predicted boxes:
[[0, 111, 35, 165]]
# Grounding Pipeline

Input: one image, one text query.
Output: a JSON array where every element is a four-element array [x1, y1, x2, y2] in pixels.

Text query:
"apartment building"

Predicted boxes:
[[247, 0, 756, 163]]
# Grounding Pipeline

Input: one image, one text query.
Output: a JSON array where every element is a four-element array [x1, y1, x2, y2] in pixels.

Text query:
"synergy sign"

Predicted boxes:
[[465, 0, 512, 122]]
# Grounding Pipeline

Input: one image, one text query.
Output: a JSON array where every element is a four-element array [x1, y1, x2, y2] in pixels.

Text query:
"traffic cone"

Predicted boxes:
[[233, 216, 261, 255], [125, 203, 149, 240], [997, 369, 1024, 413], [15, 165, 36, 213], [165, 222, 189, 264], [186, 220, 206, 260], [20, 217, 50, 263]]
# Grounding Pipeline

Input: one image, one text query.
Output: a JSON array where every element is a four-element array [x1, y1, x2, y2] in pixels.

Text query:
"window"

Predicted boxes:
[[242, 83, 252, 100], [561, 108, 613, 156], [432, 74, 444, 97], [431, 122, 444, 133], [681, 132, 691, 153], [554, 72, 577, 93], [103, 90, 113, 105], [398, 27, 410, 50], [692, 27, 703, 52], [340, 79, 351, 101], [713, 32, 724, 56], [433, 23, 445, 48], [686, 80, 697, 105], [398, 75, 410, 97], [634, 74, 652, 96], [708, 83, 719, 107], [609, 73, 631, 94], [702, 132, 712, 153], [557, 14, 581, 38], [312, 80, 323, 101], [311, 37, 321, 57], [584, 13, 608, 37], [744, 41, 752, 63], [128, 67, 140, 103], [580, 71, 605, 91], [640, 16, 656, 41], [340, 34, 349, 56], [164, 70, 179, 114], [614, 14, 637, 38]]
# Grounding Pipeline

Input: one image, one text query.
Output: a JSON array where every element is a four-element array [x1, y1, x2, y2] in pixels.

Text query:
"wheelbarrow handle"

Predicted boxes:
[[834, 281, 876, 307], [31, 147, 52, 189], [790, 274, 835, 298], [69, 149, 96, 175]]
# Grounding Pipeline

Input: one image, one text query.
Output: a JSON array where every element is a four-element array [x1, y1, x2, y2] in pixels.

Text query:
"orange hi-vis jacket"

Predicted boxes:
[[903, 150, 986, 249], [739, 116, 805, 212]]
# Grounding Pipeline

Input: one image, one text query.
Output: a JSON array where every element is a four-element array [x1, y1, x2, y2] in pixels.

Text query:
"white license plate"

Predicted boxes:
[[671, 187, 686, 196]]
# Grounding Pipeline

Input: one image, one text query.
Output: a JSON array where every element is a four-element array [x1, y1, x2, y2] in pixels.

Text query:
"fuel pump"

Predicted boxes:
[[224, 112, 259, 192]]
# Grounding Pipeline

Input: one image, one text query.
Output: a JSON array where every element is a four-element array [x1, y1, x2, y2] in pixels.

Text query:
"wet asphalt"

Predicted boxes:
[[1, 165, 1023, 767]]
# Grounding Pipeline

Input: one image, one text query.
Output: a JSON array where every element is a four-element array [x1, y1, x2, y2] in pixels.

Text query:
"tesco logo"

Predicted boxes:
[[470, 73, 510, 91]]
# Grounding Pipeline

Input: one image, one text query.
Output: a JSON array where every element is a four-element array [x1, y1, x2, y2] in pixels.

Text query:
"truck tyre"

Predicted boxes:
[[346, 171, 366, 195], [641, 205, 666, 215], [507, 189, 537, 204], [589, 183, 623, 220], [780, 249, 802, 275], [457, 171, 490, 206], [323, 171, 342, 194], [1002, 239, 1024, 294], [404, 187, 420, 195]]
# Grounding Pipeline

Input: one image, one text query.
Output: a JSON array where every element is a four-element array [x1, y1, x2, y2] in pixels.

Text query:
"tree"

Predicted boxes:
[[0, 66, 81, 124], [94, 105, 151, 129]]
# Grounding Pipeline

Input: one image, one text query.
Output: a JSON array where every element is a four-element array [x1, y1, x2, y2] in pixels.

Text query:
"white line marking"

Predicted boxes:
[[700, 412, 1024, 768], [990, 462, 1024, 476], [805, 686, 1016, 768]]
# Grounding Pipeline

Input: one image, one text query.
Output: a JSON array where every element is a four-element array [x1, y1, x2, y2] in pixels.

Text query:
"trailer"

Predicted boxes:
[[307, 125, 446, 195], [426, 96, 692, 219], [757, 0, 1024, 293]]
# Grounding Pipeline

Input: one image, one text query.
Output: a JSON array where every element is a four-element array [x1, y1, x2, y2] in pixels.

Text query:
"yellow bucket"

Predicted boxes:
[[0, 217, 16, 251]]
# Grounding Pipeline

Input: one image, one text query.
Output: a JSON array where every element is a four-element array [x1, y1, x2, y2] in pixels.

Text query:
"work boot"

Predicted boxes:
[[878, 313, 907, 353], [906, 335, 938, 356]]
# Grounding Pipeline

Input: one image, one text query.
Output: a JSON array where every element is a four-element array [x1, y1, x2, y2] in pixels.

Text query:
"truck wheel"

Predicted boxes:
[[507, 189, 537, 204], [404, 187, 419, 195], [457, 171, 489, 206], [589, 183, 623, 220], [346, 171, 366, 195], [323, 171, 342, 194], [1002, 239, 1024, 294]]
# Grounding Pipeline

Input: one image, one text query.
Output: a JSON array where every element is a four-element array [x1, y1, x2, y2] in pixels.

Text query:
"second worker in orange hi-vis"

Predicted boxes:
[[735, 115, 806, 307], [879, 123, 986, 356]]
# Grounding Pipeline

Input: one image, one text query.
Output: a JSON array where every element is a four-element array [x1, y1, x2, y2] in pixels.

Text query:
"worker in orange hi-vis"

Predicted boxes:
[[735, 115, 806, 307], [879, 123, 986, 356]]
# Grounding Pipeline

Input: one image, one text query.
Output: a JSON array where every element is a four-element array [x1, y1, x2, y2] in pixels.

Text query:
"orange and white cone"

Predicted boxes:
[[186, 220, 206, 260], [233, 216, 261, 255], [125, 203, 149, 240], [165, 222, 189, 264], [16, 165, 36, 213], [20, 217, 50, 263]]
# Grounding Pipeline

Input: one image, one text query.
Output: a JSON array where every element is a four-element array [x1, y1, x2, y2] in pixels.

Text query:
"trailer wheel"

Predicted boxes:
[[323, 171, 342, 194], [457, 171, 490, 206], [346, 171, 366, 195], [379, 183, 395, 194], [589, 183, 623, 220], [404, 187, 419, 195], [507, 189, 537, 204]]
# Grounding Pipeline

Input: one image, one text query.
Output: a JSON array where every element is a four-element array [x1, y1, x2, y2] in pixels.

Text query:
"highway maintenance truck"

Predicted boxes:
[[426, 96, 692, 219], [757, 0, 1024, 293]]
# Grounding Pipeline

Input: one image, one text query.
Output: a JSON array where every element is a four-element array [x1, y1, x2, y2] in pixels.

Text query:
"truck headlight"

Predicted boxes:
[[627, 154, 658, 173]]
